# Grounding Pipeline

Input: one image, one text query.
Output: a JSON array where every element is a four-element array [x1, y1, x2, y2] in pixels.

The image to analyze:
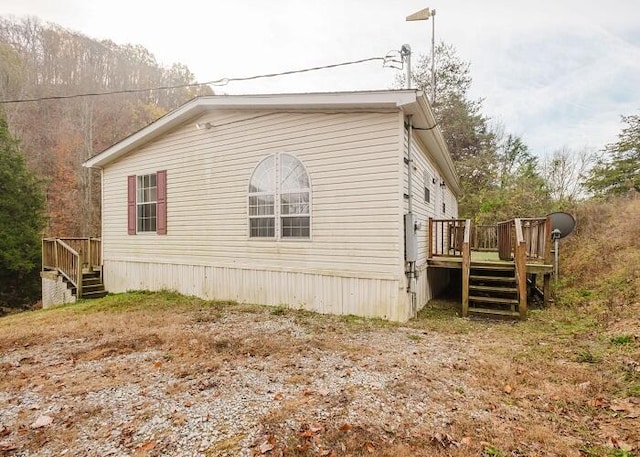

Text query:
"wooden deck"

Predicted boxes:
[[427, 217, 554, 319], [428, 251, 553, 275]]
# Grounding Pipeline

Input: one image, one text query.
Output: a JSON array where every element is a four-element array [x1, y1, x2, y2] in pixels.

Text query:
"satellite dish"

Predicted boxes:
[[548, 212, 576, 239]]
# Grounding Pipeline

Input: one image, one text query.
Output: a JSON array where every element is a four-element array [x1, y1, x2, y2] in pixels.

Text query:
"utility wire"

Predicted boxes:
[[0, 54, 402, 105]]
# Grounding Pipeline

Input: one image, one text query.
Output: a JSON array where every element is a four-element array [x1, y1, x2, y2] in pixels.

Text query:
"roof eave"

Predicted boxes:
[[83, 90, 420, 169], [401, 93, 463, 197]]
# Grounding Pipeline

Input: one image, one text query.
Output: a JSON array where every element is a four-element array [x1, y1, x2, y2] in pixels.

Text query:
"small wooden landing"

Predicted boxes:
[[428, 251, 553, 275]]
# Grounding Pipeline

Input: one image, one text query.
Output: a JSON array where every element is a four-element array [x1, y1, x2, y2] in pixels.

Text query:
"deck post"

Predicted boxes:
[[544, 216, 552, 264], [461, 219, 471, 317], [76, 249, 83, 299], [87, 238, 92, 272], [514, 219, 528, 319], [428, 217, 433, 259], [543, 273, 551, 306]]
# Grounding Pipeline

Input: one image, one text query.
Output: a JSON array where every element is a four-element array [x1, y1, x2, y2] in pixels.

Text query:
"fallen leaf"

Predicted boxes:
[[610, 399, 634, 412], [365, 442, 375, 453], [431, 432, 460, 448], [259, 440, 274, 453], [339, 423, 352, 432], [30, 415, 53, 429], [153, 361, 162, 368], [503, 385, 513, 394], [184, 400, 193, 408], [587, 397, 605, 408], [309, 422, 323, 433], [0, 427, 9, 437], [273, 392, 284, 401], [461, 436, 472, 445], [300, 429, 314, 438], [137, 441, 156, 452], [0, 441, 18, 452]]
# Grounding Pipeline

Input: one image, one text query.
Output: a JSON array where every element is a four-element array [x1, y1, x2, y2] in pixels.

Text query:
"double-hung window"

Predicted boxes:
[[137, 174, 157, 232], [249, 153, 310, 239], [127, 170, 167, 235]]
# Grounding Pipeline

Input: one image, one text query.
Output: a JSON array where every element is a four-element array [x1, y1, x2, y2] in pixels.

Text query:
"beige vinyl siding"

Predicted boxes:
[[401, 129, 454, 264], [399, 128, 456, 313], [101, 110, 405, 316]]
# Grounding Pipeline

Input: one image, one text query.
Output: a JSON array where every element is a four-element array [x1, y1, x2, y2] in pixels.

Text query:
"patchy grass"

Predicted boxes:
[[0, 290, 639, 455]]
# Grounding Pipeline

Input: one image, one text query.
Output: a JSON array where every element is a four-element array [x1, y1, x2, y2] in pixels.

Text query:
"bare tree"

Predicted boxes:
[[541, 146, 596, 203]]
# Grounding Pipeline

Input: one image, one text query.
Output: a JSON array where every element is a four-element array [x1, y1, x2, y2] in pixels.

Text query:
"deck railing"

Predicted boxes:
[[42, 237, 101, 298], [428, 218, 469, 258], [496, 217, 551, 263]]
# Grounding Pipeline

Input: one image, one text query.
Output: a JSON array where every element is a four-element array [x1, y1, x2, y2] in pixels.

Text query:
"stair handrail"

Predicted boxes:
[[53, 238, 83, 299], [514, 219, 527, 319], [461, 219, 472, 317]]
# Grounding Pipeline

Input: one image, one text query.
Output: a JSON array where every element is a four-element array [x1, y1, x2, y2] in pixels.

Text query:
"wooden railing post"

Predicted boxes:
[[76, 250, 83, 299], [544, 216, 552, 264], [428, 217, 433, 259], [514, 219, 528, 320], [87, 238, 92, 272], [461, 219, 471, 317]]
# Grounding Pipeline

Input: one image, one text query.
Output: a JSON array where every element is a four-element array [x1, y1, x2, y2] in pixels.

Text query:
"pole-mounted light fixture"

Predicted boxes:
[[406, 7, 436, 103]]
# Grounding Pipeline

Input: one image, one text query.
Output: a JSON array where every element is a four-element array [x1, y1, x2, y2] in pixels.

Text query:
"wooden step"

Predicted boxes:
[[468, 307, 521, 317], [469, 285, 517, 294], [82, 283, 105, 293], [469, 275, 516, 283], [470, 264, 515, 272], [81, 290, 108, 299], [82, 277, 102, 286], [469, 295, 519, 305]]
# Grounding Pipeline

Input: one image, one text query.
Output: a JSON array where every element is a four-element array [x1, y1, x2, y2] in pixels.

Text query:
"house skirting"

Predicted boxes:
[[41, 271, 76, 308], [102, 260, 424, 321]]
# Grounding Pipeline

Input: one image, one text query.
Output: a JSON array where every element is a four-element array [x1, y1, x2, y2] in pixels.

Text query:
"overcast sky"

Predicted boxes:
[[3, 0, 640, 156]]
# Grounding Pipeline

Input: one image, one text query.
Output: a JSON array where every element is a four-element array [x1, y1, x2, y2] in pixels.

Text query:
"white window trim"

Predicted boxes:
[[247, 152, 312, 241], [136, 173, 157, 233]]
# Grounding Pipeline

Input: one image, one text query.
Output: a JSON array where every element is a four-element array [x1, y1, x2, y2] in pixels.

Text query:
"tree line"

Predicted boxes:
[[0, 16, 210, 310], [400, 42, 638, 222]]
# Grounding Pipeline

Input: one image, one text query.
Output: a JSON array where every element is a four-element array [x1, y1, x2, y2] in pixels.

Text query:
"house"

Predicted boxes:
[[47, 90, 463, 321]]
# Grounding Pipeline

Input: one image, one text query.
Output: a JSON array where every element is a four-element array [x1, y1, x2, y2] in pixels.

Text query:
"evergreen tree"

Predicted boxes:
[[0, 113, 46, 309], [585, 114, 640, 196]]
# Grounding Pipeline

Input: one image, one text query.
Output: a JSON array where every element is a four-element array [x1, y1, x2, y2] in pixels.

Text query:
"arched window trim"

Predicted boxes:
[[248, 152, 312, 240]]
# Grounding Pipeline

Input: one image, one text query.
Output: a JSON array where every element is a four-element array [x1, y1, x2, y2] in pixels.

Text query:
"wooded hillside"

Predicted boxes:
[[0, 16, 210, 237]]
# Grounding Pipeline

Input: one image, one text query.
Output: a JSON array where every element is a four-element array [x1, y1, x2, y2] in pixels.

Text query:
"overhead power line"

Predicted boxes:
[[0, 52, 404, 105]]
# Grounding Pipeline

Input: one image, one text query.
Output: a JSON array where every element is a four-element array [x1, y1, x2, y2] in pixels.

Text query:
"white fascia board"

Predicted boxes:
[[84, 90, 419, 169], [406, 93, 463, 197]]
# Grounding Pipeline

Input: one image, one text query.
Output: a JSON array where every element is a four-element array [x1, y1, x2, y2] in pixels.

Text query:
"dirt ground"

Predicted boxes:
[[0, 291, 638, 457]]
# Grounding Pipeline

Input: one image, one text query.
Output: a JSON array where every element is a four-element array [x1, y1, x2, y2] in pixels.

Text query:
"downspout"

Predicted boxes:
[[407, 115, 413, 214], [405, 115, 417, 315]]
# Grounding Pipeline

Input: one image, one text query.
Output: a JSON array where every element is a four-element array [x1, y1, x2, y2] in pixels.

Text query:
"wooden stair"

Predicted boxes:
[[467, 262, 521, 318], [70, 270, 107, 300]]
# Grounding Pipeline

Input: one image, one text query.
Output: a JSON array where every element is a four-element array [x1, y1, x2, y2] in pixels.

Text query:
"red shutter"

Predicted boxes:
[[156, 170, 167, 235], [127, 175, 136, 235]]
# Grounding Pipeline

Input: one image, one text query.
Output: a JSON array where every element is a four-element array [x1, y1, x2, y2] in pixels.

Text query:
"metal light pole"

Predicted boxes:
[[400, 44, 412, 89], [406, 7, 436, 103]]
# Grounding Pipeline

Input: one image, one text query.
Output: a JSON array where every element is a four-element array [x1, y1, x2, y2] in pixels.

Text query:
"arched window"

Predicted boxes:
[[249, 153, 310, 239]]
